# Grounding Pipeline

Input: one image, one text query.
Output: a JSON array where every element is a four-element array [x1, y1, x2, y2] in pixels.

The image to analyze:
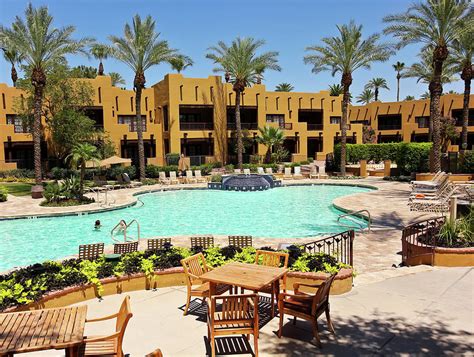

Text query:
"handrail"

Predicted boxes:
[[337, 209, 371, 232], [301, 230, 355, 266], [110, 219, 140, 243]]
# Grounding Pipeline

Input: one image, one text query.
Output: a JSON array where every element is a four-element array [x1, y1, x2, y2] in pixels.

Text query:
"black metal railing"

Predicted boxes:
[[227, 122, 258, 130], [301, 230, 355, 266], [180, 122, 214, 130], [378, 124, 402, 130], [307, 123, 324, 131]]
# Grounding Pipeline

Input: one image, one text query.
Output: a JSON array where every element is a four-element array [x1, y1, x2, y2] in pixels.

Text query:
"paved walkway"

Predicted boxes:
[[21, 267, 474, 356]]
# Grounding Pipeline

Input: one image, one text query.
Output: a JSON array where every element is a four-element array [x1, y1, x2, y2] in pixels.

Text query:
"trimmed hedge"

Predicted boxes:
[[334, 142, 432, 175], [0, 169, 35, 179], [459, 151, 474, 174]]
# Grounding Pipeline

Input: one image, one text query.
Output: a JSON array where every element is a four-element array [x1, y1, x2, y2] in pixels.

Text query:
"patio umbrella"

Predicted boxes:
[[178, 155, 189, 172], [86, 155, 132, 168]]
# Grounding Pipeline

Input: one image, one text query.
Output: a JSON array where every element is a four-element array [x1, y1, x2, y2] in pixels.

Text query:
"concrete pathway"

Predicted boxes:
[[21, 267, 474, 356]]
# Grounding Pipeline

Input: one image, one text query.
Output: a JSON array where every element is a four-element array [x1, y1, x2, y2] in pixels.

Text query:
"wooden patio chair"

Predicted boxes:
[[79, 243, 104, 260], [81, 295, 133, 356], [190, 235, 214, 250], [277, 273, 337, 348], [207, 294, 259, 357], [146, 348, 163, 357], [180, 253, 231, 316], [185, 170, 197, 184], [147, 238, 172, 251], [253, 250, 289, 317], [113, 241, 139, 255], [228, 235, 253, 248]]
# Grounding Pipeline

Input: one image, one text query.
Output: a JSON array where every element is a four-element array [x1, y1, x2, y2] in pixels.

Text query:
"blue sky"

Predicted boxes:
[[0, 0, 464, 102]]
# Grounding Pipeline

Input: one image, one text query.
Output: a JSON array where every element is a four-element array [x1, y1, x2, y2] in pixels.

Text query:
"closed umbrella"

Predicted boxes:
[[178, 155, 189, 172]]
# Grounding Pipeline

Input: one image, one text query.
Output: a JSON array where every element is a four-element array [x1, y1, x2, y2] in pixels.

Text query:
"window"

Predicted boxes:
[[330, 116, 341, 125], [118, 115, 147, 132], [6, 114, 31, 133], [163, 105, 169, 131], [415, 116, 430, 129], [378, 114, 402, 130], [266, 114, 285, 127]]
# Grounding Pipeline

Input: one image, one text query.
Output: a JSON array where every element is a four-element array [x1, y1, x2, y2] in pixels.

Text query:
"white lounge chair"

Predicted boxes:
[[169, 171, 180, 184], [409, 185, 457, 213], [159, 171, 170, 185], [317, 165, 329, 179], [265, 167, 273, 174], [411, 171, 447, 189], [309, 166, 318, 179], [257, 167, 265, 175], [234, 169, 242, 174], [284, 167, 292, 179], [243, 168, 251, 175], [293, 166, 304, 179], [194, 170, 207, 183], [185, 170, 197, 184]]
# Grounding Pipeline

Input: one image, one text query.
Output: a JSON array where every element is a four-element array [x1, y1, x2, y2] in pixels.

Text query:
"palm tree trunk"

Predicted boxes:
[[134, 71, 146, 181], [428, 91, 434, 141], [31, 68, 45, 186], [234, 89, 244, 170], [265, 147, 271, 164], [374, 87, 379, 101], [98, 61, 104, 76], [340, 73, 352, 176], [461, 65, 471, 149], [396, 74, 400, 102], [80, 162, 85, 198], [11, 65, 17, 87]]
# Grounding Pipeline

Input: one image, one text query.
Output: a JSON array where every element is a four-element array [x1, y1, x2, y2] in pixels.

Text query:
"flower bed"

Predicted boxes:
[[0, 245, 353, 312]]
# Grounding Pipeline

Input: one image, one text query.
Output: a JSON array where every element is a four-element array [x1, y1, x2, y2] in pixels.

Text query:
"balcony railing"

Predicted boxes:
[[307, 123, 324, 131], [227, 122, 258, 130], [378, 124, 402, 130], [180, 122, 214, 130]]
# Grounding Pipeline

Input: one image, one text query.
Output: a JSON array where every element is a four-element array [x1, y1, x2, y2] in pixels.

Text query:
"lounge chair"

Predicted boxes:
[[293, 166, 304, 179], [122, 173, 142, 188], [180, 253, 232, 316], [412, 174, 449, 193], [113, 241, 139, 255], [257, 167, 265, 175], [265, 167, 273, 174], [284, 167, 292, 179], [207, 294, 259, 357], [411, 171, 447, 189], [147, 238, 172, 251], [409, 184, 457, 213], [309, 166, 319, 179], [116, 174, 131, 188], [159, 172, 170, 185], [194, 170, 207, 183], [228, 235, 253, 248], [190, 235, 214, 249], [243, 168, 251, 175], [79, 243, 104, 260], [81, 296, 133, 357], [169, 171, 180, 184], [278, 273, 337, 348], [185, 170, 197, 184], [317, 165, 329, 179], [234, 168, 242, 174], [94, 175, 113, 190]]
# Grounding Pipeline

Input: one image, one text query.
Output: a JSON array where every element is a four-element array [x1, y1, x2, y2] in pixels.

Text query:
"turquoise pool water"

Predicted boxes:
[[0, 185, 371, 271]]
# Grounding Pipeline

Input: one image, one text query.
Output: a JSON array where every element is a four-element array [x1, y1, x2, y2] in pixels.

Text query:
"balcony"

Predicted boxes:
[[227, 122, 258, 130], [307, 123, 324, 131], [378, 124, 402, 130], [180, 122, 214, 130]]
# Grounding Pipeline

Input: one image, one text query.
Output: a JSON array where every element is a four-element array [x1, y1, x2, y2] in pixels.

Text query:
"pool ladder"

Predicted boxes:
[[88, 186, 116, 207], [337, 209, 371, 232], [111, 219, 141, 243]]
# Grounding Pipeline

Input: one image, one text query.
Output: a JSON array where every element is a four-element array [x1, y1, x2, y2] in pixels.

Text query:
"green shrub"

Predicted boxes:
[[459, 151, 474, 173], [107, 165, 137, 180], [165, 153, 180, 165], [49, 167, 79, 180], [0, 169, 35, 179], [145, 165, 179, 178], [0, 186, 8, 202], [210, 174, 222, 183]]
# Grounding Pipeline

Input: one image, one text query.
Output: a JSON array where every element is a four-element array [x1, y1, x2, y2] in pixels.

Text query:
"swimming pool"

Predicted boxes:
[[0, 185, 371, 271]]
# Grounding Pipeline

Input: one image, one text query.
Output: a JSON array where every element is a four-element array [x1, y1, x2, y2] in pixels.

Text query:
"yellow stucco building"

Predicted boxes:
[[0, 74, 473, 170]]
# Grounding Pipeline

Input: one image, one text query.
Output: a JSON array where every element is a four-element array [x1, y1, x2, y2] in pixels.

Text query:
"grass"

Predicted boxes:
[[0, 182, 34, 196]]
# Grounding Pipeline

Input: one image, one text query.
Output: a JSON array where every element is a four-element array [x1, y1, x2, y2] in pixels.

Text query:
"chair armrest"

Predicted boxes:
[[86, 313, 119, 322], [83, 332, 121, 343], [278, 292, 314, 302], [293, 282, 321, 290]]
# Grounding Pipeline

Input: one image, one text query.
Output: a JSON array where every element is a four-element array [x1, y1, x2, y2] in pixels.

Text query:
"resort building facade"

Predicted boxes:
[[0, 74, 473, 170]]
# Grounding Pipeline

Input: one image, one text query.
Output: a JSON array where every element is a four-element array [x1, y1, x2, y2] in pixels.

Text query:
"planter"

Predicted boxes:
[[404, 240, 474, 267], [31, 185, 44, 199], [7, 267, 353, 312]]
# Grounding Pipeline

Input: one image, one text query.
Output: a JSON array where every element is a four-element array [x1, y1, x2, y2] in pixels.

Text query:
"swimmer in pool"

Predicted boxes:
[[94, 220, 102, 230]]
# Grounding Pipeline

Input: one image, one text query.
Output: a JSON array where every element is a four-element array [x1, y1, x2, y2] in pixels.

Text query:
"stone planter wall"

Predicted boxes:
[[8, 267, 353, 312], [404, 241, 474, 267]]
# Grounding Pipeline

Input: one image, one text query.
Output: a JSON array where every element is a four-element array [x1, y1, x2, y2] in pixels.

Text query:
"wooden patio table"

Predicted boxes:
[[0, 306, 87, 357], [201, 262, 288, 317]]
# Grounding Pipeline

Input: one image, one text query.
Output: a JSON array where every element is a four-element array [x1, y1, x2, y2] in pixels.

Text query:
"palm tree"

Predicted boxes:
[[168, 55, 193, 73], [328, 84, 344, 96], [356, 89, 375, 104], [365, 77, 389, 101], [2, 47, 23, 86], [404, 95, 415, 101], [383, 0, 471, 172], [451, 26, 473, 149], [304, 21, 393, 174], [66, 143, 99, 197], [393, 61, 405, 101], [255, 65, 265, 85], [206, 37, 281, 169], [275, 83, 294, 92], [0, 4, 91, 191], [109, 72, 126, 86], [256, 126, 285, 163], [420, 91, 431, 100], [91, 44, 109, 75], [109, 15, 179, 181]]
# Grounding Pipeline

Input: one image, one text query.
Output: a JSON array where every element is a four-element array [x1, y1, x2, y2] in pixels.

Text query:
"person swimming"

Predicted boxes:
[[94, 220, 102, 230]]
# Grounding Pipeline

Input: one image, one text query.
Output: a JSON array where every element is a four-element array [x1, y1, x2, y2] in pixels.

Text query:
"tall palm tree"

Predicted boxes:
[[2, 47, 23, 86], [404, 95, 415, 101], [304, 21, 393, 174], [91, 44, 109, 75], [255, 65, 265, 85], [66, 143, 99, 197], [0, 4, 91, 191], [109, 15, 179, 181], [275, 83, 294, 92], [451, 26, 473, 149], [168, 54, 193, 73], [109, 72, 126, 86], [356, 89, 375, 104], [365, 77, 389, 101], [256, 126, 285, 163], [328, 83, 344, 96], [384, 0, 471, 172], [393, 61, 406, 101], [206, 37, 281, 169], [420, 91, 431, 100]]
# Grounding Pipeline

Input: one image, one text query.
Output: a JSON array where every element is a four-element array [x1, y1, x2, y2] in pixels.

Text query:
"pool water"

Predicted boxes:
[[0, 185, 371, 271]]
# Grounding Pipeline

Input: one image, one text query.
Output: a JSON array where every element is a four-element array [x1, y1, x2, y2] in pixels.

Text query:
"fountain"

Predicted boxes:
[[208, 174, 282, 191]]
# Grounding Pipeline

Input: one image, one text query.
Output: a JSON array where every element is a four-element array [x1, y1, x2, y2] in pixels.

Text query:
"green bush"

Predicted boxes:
[[334, 142, 432, 175], [49, 167, 79, 180], [0, 169, 35, 179], [107, 165, 137, 180], [0, 186, 8, 202], [459, 151, 474, 173], [145, 165, 179, 178], [165, 153, 180, 165], [210, 174, 222, 182]]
